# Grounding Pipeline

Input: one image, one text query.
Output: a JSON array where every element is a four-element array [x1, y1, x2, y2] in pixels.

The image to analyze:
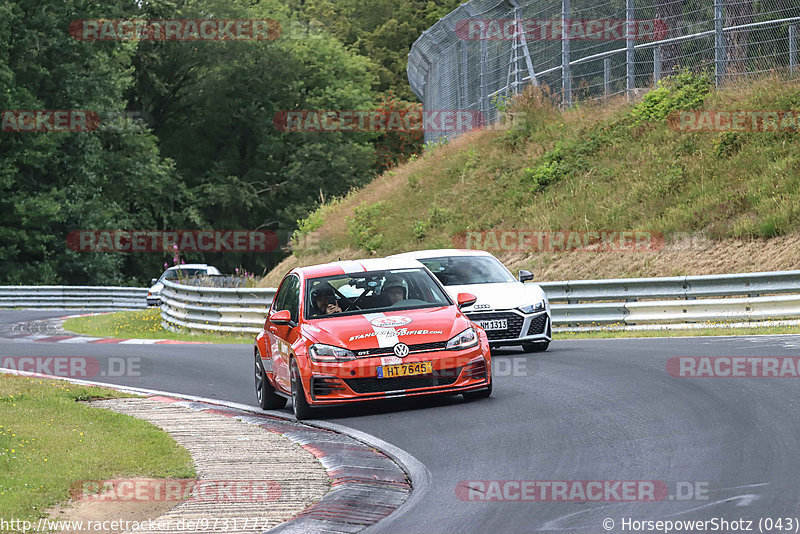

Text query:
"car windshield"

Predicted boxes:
[[305, 268, 451, 319], [417, 256, 516, 286], [161, 268, 207, 280]]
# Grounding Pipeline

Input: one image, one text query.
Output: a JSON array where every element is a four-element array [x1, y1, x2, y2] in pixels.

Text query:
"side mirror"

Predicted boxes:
[[270, 310, 293, 326], [519, 270, 534, 283], [150, 278, 158, 286], [457, 293, 478, 309]]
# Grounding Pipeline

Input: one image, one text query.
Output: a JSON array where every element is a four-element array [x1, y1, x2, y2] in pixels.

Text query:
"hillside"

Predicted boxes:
[[263, 73, 800, 286]]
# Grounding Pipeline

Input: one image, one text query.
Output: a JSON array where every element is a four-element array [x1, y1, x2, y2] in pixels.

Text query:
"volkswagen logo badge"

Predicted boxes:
[[393, 343, 410, 358]]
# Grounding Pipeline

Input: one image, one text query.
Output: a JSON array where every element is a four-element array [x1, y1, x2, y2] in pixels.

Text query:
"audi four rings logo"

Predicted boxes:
[[393, 343, 410, 358]]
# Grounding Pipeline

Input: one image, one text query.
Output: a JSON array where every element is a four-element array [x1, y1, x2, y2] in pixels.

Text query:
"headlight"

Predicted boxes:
[[519, 300, 546, 314], [309, 344, 356, 362], [446, 327, 479, 350]]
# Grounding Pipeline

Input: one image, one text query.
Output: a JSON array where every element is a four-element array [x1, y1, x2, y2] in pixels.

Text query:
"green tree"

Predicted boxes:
[[0, 0, 189, 285]]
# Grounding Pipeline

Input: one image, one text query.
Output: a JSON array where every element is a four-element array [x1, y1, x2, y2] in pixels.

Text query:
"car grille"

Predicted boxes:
[[467, 311, 524, 341], [344, 367, 462, 394], [354, 341, 448, 357], [527, 314, 548, 336]]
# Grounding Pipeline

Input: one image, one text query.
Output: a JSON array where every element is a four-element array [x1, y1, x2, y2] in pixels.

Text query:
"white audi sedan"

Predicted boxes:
[[389, 249, 551, 352]]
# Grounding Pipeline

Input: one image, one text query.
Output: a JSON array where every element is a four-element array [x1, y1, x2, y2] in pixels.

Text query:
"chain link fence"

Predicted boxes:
[[408, 0, 800, 143]]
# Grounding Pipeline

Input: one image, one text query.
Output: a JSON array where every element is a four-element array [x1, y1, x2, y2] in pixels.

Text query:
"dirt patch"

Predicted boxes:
[[47, 500, 176, 534]]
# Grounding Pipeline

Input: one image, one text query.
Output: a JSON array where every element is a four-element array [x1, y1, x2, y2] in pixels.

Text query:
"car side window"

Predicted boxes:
[[272, 275, 293, 314], [283, 276, 300, 324]]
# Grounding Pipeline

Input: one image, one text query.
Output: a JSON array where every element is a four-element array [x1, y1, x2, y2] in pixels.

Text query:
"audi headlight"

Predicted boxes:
[[446, 327, 479, 350], [309, 344, 356, 362], [519, 300, 546, 314]]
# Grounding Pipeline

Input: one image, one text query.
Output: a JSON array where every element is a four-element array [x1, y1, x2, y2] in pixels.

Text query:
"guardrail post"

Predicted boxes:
[[626, 0, 634, 100], [791, 24, 798, 75], [604, 57, 611, 100], [561, 0, 571, 105], [714, 0, 726, 87], [653, 46, 662, 84]]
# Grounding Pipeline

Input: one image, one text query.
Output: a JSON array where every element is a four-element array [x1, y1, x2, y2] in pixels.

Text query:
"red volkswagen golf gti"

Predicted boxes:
[[254, 258, 492, 419]]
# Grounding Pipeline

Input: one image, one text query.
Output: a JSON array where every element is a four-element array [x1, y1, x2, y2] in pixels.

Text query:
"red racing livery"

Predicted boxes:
[[254, 258, 492, 419]]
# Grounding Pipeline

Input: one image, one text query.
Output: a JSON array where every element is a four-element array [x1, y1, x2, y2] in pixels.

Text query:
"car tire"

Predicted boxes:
[[522, 341, 550, 353], [463, 380, 492, 400], [290, 360, 314, 421], [255, 354, 287, 410]]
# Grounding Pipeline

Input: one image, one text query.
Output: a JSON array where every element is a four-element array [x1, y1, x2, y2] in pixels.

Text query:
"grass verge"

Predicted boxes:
[[555, 325, 800, 339], [0, 375, 195, 522], [62, 309, 253, 344]]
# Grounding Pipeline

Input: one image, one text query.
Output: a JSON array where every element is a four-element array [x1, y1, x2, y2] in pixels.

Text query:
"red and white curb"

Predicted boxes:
[[0, 370, 422, 534], [1, 314, 210, 345]]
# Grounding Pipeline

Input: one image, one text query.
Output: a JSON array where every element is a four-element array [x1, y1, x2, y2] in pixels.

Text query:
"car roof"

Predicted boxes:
[[165, 264, 217, 270], [295, 257, 426, 279], [387, 249, 496, 260]]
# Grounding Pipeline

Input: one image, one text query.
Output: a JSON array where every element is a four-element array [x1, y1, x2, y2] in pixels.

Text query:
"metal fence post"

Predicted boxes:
[[562, 0, 571, 105], [791, 24, 798, 75], [714, 0, 726, 87], [459, 39, 468, 109], [626, 0, 634, 100], [653, 46, 662, 84], [604, 57, 611, 100], [480, 38, 488, 115]]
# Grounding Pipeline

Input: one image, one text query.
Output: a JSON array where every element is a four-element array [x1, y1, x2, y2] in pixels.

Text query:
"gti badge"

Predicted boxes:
[[393, 343, 410, 358]]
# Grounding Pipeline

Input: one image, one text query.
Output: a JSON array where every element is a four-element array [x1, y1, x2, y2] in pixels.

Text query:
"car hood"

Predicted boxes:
[[149, 282, 164, 295], [302, 306, 468, 350], [444, 282, 547, 311]]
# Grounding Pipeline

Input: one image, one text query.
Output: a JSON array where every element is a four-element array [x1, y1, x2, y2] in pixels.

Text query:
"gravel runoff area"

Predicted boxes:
[[87, 396, 412, 534]]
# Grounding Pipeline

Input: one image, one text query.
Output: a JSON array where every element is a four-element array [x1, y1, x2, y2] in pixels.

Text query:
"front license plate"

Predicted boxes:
[[377, 361, 433, 378], [477, 319, 508, 331]]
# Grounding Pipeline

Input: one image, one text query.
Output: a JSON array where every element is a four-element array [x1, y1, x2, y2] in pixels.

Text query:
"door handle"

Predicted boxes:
[[268, 326, 278, 333]]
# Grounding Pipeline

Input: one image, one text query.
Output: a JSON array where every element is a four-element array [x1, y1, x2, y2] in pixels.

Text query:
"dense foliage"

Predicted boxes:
[[1, 0, 450, 284]]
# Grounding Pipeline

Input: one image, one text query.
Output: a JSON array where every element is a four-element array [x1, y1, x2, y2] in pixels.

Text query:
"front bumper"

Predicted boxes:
[[303, 343, 491, 406], [465, 309, 552, 347]]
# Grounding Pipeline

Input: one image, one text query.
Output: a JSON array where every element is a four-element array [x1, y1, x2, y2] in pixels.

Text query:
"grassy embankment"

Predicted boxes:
[[264, 73, 800, 286], [0, 375, 195, 523]]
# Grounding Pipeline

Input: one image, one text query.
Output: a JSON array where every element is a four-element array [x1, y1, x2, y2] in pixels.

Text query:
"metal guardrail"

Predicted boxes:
[[0, 286, 148, 309], [159, 270, 800, 334], [542, 271, 800, 326], [160, 280, 275, 334], [539, 270, 800, 302]]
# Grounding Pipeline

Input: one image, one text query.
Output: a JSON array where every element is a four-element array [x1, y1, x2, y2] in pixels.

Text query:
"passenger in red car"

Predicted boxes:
[[382, 276, 408, 305]]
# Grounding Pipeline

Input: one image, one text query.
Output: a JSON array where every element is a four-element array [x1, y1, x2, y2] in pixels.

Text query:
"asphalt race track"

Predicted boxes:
[[3, 310, 800, 533]]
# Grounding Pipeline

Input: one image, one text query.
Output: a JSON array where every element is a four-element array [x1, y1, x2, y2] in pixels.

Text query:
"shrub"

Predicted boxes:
[[631, 69, 712, 125], [347, 202, 385, 252]]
